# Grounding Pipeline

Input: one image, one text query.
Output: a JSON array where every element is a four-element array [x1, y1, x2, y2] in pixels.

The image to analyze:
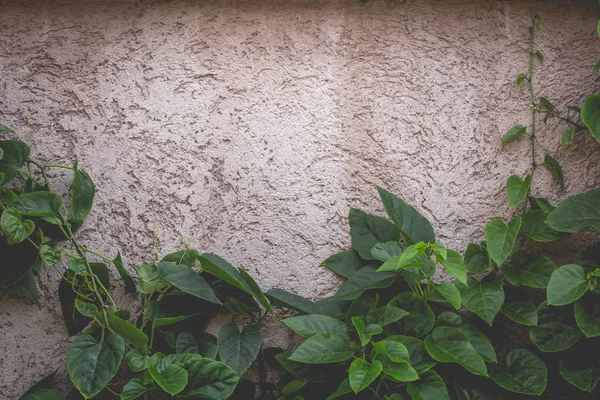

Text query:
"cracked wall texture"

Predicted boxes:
[[1, 0, 600, 397]]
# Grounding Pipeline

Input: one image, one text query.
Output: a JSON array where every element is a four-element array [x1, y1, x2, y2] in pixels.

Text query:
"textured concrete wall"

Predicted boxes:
[[1, 0, 599, 397]]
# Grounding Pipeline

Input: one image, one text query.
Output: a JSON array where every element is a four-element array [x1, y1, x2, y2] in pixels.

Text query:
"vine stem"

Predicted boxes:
[[528, 19, 538, 177]]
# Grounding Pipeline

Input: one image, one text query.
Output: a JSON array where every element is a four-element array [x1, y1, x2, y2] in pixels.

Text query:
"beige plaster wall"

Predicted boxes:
[[0, 0, 599, 397]]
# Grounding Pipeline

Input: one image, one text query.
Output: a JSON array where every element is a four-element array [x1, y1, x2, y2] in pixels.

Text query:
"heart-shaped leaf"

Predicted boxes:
[[559, 340, 600, 393], [349, 208, 400, 260], [459, 277, 504, 326], [407, 370, 450, 400], [436, 312, 496, 363], [323, 249, 363, 278], [149, 364, 188, 395], [433, 282, 462, 310], [547, 264, 590, 306], [157, 262, 221, 304], [489, 349, 547, 395], [501, 125, 527, 147], [289, 333, 355, 364], [349, 359, 382, 394], [217, 323, 262, 375], [506, 175, 532, 208], [530, 302, 583, 352], [1, 208, 34, 244], [439, 250, 467, 285], [502, 253, 557, 288], [283, 314, 348, 338], [575, 295, 600, 338], [484, 217, 522, 266], [546, 188, 600, 233], [424, 327, 488, 376], [464, 243, 492, 274]]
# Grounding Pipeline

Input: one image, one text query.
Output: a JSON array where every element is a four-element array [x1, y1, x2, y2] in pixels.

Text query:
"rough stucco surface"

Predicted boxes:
[[0, 0, 600, 396]]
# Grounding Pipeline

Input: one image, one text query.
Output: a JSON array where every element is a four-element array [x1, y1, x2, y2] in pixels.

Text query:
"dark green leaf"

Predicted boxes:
[[265, 289, 324, 315], [501, 125, 527, 147], [547, 264, 590, 306], [386, 335, 435, 374], [1, 208, 34, 244], [352, 316, 382, 346], [149, 364, 188, 395], [503, 253, 557, 288], [516, 74, 526, 85], [464, 243, 492, 274], [176, 331, 199, 354], [322, 249, 363, 278], [530, 302, 583, 352], [198, 253, 253, 296], [506, 175, 531, 208], [439, 250, 467, 285], [74, 299, 98, 318], [424, 327, 488, 376], [288, 333, 355, 364], [120, 378, 149, 400], [377, 186, 435, 244], [436, 312, 496, 363], [433, 282, 461, 310], [198, 334, 218, 358], [146, 301, 193, 327], [581, 94, 600, 143], [559, 341, 600, 392], [66, 333, 124, 399], [0, 186, 18, 205], [6, 271, 38, 303], [217, 323, 262, 375], [543, 154, 564, 190], [484, 217, 522, 266], [237, 267, 273, 313], [282, 380, 307, 395], [407, 370, 450, 400], [389, 292, 435, 337], [349, 359, 382, 394], [333, 266, 397, 300], [14, 192, 62, 217], [326, 379, 352, 400], [71, 167, 95, 222], [575, 295, 600, 338], [519, 209, 561, 242], [459, 277, 504, 326], [546, 188, 600, 233], [157, 262, 220, 304], [0, 140, 30, 183], [275, 352, 331, 383], [489, 349, 547, 395], [107, 313, 148, 347], [112, 251, 136, 293], [20, 389, 64, 400], [371, 241, 405, 262], [283, 314, 348, 338], [349, 208, 400, 260], [500, 292, 538, 326], [367, 306, 409, 326], [161, 249, 199, 267]]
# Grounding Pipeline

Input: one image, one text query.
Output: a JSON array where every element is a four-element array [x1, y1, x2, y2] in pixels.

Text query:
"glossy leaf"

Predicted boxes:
[[237, 267, 273, 313], [120, 378, 149, 400], [74, 299, 98, 318], [66, 333, 124, 399], [501, 125, 527, 147], [289, 333, 355, 364], [459, 277, 504, 326], [352, 316, 382, 346], [381, 358, 418, 382], [547, 264, 590, 306], [543, 154, 564, 190], [217, 323, 261, 375], [349, 359, 382, 394], [489, 349, 547, 395], [377, 186, 435, 244], [434, 282, 461, 310], [323, 249, 363, 278], [506, 175, 531, 208], [283, 314, 348, 338], [581, 94, 600, 143], [436, 312, 496, 363], [484, 217, 521, 266], [161, 249, 199, 267], [333, 266, 397, 300], [387, 335, 435, 374], [149, 364, 188, 395], [530, 302, 583, 352], [14, 192, 62, 217], [157, 262, 221, 304], [424, 327, 487, 376], [349, 208, 400, 260], [1, 208, 34, 244], [546, 188, 600, 233], [371, 241, 405, 262], [439, 250, 467, 285], [407, 370, 450, 400]]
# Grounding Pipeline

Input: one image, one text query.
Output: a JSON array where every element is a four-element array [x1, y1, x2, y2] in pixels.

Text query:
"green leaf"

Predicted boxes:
[[439, 250, 467, 285], [381, 358, 419, 382], [40, 244, 64, 265], [506, 175, 531, 208], [0, 186, 18, 205], [217, 323, 262, 375], [484, 217, 522, 266], [561, 127, 575, 146], [489, 349, 547, 395], [464, 243, 492, 274], [367, 306, 409, 326], [424, 327, 488, 376], [543, 154, 564, 190], [107, 313, 148, 347], [516, 73, 526, 85], [0, 140, 30, 183], [6, 271, 38, 303], [581, 94, 600, 143], [265, 289, 324, 315], [371, 241, 405, 262], [546, 188, 600, 233], [161, 249, 199, 267], [406, 371, 450, 400], [146, 301, 193, 327], [595, 59, 600, 72], [0, 125, 10, 133], [352, 316, 382, 346], [157, 262, 221, 304], [389, 292, 435, 337], [500, 293, 538, 326], [283, 314, 348, 338], [373, 339, 410, 363], [434, 282, 461, 310], [530, 302, 583, 352], [71, 167, 95, 222], [175, 331, 199, 354], [197, 333, 218, 359], [149, 364, 188, 395], [237, 267, 273, 313], [536, 50, 544, 64], [67, 333, 124, 399], [20, 389, 64, 400], [74, 299, 98, 318], [459, 277, 504, 326], [519, 209, 561, 242], [501, 125, 527, 147], [282, 380, 307, 395], [503, 253, 557, 288], [575, 295, 600, 338], [377, 186, 435, 244], [559, 341, 600, 392], [547, 264, 590, 306], [332, 266, 397, 300], [288, 333, 355, 364], [14, 192, 62, 217], [323, 249, 363, 278], [120, 378, 149, 400], [1, 208, 34, 244], [112, 251, 136, 293], [276, 352, 331, 383], [386, 335, 435, 374], [198, 253, 254, 297], [349, 208, 400, 260], [326, 379, 352, 400], [436, 312, 496, 363], [349, 359, 383, 394]]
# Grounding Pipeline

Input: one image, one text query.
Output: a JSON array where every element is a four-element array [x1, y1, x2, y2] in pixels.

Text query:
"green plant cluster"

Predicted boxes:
[[6, 15, 600, 400]]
